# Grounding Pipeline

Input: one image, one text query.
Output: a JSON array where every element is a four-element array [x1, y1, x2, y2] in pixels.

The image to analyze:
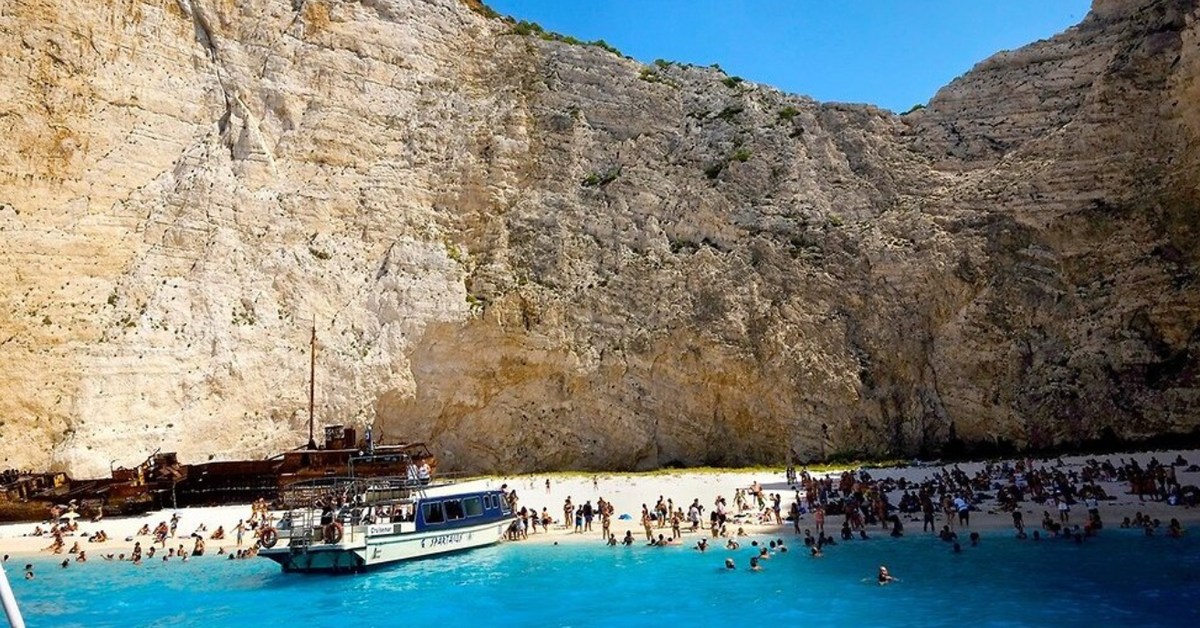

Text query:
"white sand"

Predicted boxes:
[[2, 449, 1197, 559]]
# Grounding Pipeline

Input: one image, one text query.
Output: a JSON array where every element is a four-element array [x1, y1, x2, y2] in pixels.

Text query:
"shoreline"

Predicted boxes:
[[3, 448, 1197, 561]]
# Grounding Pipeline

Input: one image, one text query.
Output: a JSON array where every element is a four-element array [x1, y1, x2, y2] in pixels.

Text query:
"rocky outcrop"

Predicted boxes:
[[0, 0, 1197, 475]]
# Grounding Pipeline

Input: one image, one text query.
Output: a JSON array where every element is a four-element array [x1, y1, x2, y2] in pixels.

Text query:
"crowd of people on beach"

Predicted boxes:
[[494, 453, 1193, 574], [6, 453, 1193, 581], [11, 497, 281, 571]]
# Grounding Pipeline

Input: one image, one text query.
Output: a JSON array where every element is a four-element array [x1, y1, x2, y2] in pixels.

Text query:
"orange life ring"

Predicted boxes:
[[323, 522, 343, 544], [259, 527, 279, 549]]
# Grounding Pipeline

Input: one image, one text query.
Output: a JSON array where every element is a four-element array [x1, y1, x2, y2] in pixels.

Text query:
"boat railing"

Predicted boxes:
[[0, 558, 25, 628], [269, 472, 470, 548], [276, 472, 470, 507]]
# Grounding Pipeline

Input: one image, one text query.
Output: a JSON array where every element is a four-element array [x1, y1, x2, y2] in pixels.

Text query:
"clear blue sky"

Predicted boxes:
[[484, 0, 1092, 112]]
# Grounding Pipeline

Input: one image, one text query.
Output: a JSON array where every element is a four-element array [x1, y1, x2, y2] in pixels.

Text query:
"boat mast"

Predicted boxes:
[[307, 322, 317, 450]]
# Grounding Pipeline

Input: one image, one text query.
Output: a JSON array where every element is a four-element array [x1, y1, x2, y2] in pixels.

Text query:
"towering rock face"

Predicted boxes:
[[0, 0, 1196, 475]]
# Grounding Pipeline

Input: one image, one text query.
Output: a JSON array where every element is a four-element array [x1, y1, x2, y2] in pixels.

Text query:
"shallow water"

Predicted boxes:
[[7, 529, 1199, 627]]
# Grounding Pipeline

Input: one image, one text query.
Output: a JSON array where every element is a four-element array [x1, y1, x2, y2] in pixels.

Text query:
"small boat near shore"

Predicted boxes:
[[257, 454, 515, 573]]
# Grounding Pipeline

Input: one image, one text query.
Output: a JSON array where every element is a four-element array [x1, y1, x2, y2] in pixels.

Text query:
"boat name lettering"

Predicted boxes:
[[367, 524, 396, 537], [421, 532, 465, 548]]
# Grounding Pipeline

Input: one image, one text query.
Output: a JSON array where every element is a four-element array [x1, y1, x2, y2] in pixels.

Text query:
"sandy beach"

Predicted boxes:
[[2, 449, 1197, 561]]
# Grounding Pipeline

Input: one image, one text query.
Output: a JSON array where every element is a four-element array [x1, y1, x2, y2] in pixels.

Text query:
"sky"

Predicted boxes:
[[484, 0, 1093, 112]]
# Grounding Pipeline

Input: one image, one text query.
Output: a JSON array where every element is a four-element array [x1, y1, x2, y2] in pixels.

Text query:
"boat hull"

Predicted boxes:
[[259, 517, 514, 573]]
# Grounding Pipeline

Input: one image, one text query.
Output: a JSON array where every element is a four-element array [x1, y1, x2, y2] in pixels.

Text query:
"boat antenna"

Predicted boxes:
[[307, 321, 317, 450]]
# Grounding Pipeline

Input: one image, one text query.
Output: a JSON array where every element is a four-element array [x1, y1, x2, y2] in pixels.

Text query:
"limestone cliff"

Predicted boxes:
[[0, 0, 1197, 475]]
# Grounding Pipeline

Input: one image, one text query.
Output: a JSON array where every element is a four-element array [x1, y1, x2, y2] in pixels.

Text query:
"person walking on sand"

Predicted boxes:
[[953, 495, 970, 528], [235, 519, 246, 547]]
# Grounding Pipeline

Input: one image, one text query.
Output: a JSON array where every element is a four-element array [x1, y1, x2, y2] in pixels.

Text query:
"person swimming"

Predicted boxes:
[[724, 558, 735, 570], [878, 566, 896, 585]]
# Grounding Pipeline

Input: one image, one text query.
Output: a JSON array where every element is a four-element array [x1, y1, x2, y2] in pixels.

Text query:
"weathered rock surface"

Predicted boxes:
[[0, 0, 1197, 475]]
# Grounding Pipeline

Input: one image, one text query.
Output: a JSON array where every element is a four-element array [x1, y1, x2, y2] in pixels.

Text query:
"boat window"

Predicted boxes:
[[463, 496, 483, 517], [444, 499, 465, 521], [483, 494, 493, 509], [423, 501, 445, 524], [500, 494, 512, 514]]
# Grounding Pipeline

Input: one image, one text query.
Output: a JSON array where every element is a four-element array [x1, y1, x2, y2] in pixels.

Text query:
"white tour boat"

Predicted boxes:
[[257, 455, 515, 573]]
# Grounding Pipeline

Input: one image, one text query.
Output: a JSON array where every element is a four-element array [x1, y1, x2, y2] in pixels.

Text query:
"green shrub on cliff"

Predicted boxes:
[[582, 166, 621, 187], [510, 21, 622, 56]]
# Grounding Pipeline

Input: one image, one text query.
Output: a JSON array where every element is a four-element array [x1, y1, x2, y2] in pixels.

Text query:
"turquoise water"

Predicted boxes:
[[7, 530, 1199, 627]]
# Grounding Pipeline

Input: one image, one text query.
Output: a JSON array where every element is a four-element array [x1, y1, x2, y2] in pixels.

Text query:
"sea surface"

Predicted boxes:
[[6, 529, 1199, 627]]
